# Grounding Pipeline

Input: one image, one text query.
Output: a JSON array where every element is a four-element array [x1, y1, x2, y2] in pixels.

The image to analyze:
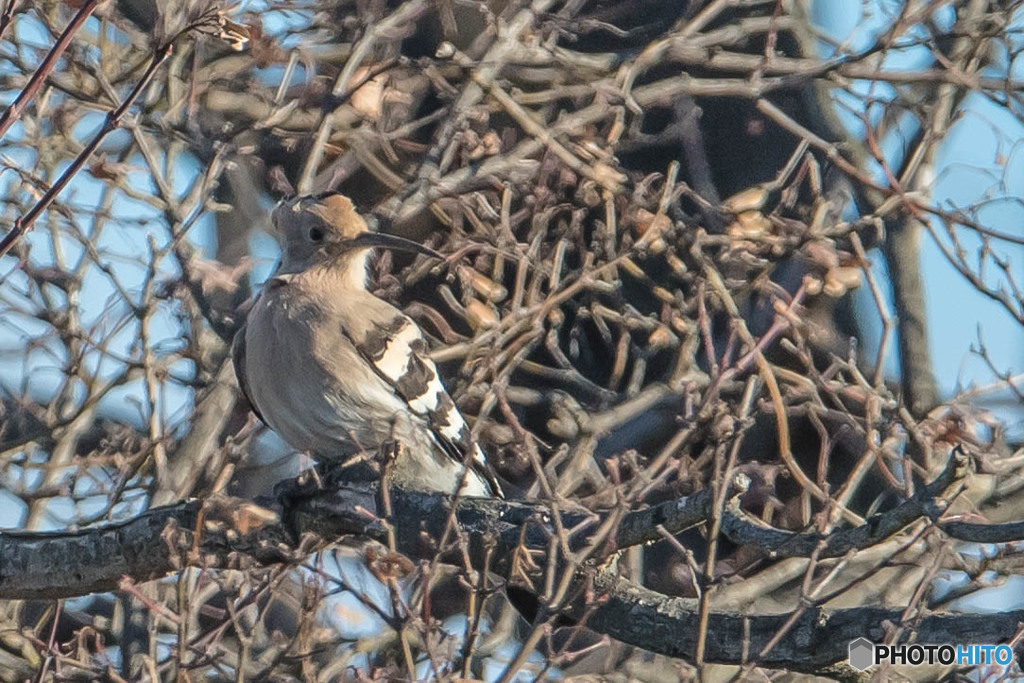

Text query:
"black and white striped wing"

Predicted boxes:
[[354, 315, 502, 496]]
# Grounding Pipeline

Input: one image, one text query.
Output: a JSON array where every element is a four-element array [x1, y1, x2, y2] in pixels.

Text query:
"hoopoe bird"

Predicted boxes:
[[232, 194, 502, 498]]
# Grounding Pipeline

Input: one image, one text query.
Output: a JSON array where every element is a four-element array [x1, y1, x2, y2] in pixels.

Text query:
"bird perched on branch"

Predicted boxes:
[[232, 194, 501, 498]]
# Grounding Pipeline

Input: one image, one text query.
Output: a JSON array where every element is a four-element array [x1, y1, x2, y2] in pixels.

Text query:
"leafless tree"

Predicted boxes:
[[0, 0, 1022, 679]]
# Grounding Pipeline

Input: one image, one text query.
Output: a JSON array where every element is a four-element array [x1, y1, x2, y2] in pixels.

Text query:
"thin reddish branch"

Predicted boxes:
[[0, 43, 173, 261], [0, 0, 100, 140], [0, 0, 20, 45]]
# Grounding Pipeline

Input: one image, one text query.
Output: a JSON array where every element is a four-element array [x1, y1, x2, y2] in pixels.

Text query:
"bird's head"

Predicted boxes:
[[271, 193, 441, 274]]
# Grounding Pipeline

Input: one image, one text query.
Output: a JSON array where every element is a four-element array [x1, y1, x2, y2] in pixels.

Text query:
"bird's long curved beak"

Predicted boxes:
[[345, 232, 444, 260]]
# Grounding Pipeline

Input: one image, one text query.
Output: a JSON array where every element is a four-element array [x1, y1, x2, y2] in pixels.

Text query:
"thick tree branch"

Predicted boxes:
[[0, 451, 1017, 670], [581, 572, 1024, 671]]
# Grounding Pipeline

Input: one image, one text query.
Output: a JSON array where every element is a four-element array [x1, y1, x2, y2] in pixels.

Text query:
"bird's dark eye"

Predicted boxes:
[[309, 227, 324, 242]]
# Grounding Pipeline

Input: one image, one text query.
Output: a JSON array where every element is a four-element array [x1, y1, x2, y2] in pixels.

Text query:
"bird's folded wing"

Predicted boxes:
[[231, 321, 266, 424], [350, 314, 499, 491]]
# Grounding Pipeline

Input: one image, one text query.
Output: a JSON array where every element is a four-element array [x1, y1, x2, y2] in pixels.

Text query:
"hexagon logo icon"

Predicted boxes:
[[849, 638, 874, 671]]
